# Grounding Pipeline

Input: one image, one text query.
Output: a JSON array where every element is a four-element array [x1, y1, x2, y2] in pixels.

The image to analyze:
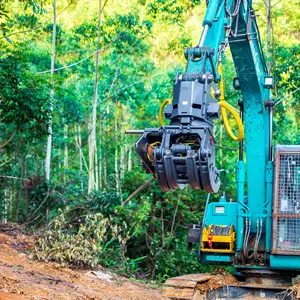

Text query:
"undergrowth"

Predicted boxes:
[[33, 208, 132, 271]]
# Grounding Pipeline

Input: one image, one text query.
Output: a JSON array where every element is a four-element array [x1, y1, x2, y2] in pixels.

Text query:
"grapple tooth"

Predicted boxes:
[[135, 126, 220, 193], [186, 150, 202, 190], [163, 151, 180, 190], [154, 149, 171, 192]]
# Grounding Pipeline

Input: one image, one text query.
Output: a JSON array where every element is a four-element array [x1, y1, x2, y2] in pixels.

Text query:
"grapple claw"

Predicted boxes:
[[134, 72, 221, 193], [136, 125, 220, 193]]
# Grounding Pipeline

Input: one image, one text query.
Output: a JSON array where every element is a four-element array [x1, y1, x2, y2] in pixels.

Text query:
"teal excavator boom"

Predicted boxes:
[[127, 0, 300, 297]]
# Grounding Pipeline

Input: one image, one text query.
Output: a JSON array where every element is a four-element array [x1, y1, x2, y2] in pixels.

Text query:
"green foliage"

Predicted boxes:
[[151, 237, 213, 282], [0, 50, 51, 136], [272, 43, 300, 144], [0, 0, 48, 38], [0, 0, 299, 284], [147, 0, 184, 25]]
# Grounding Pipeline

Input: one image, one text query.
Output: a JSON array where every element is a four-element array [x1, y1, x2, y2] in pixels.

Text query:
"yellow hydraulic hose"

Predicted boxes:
[[158, 65, 244, 142], [159, 99, 172, 126], [217, 64, 244, 141]]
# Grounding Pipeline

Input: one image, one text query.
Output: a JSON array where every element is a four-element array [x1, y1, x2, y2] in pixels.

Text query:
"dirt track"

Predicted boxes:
[[0, 228, 167, 300]]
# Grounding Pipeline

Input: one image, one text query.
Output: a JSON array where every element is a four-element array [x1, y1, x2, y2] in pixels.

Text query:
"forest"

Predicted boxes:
[[0, 0, 299, 283]]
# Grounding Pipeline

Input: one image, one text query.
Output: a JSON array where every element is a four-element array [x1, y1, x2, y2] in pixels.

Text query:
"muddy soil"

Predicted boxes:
[[0, 224, 167, 300]]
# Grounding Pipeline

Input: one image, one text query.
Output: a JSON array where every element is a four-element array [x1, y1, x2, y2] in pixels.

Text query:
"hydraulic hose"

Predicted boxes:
[[198, 193, 211, 259], [158, 65, 244, 142], [159, 99, 172, 126], [217, 64, 244, 142]]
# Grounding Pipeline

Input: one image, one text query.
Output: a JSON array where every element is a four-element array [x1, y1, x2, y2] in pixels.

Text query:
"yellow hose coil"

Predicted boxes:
[[217, 64, 244, 142], [159, 99, 172, 126]]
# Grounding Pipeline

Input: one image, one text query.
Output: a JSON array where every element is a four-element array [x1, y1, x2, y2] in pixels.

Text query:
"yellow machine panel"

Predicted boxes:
[[201, 224, 236, 253]]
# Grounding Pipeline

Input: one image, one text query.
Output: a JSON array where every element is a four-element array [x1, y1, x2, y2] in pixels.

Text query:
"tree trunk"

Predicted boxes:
[[106, 69, 119, 189], [99, 117, 103, 189], [266, 0, 272, 74], [88, 121, 94, 192], [45, 0, 57, 181], [114, 103, 123, 204], [128, 146, 132, 171], [115, 107, 119, 190], [122, 177, 154, 206], [78, 125, 83, 191], [103, 116, 107, 186], [74, 124, 84, 191], [15, 191, 20, 222], [2, 189, 8, 224], [64, 124, 68, 183], [88, 0, 102, 193], [16, 153, 26, 222], [9, 187, 13, 221], [95, 146, 99, 190], [120, 104, 125, 179]]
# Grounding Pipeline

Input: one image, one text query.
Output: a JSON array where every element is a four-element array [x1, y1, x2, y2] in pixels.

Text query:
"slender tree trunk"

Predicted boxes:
[[78, 125, 83, 191], [95, 146, 99, 190], [75, 124, 84, 191], [122, 177, 154, 206], [15, 191, 20, 222], [9, 187, 13, 221], [115, 103, 123, 204], [24, 154, 29, 221], [64, 124, 68, 183], [16, 153, 25, 222], [75, 124, 88, 172], [120, 104, 125, 179], [88, 121, 94, 192], [103, 116, 107, 185], [266, 0, 272, 74], [115, 107, 119, 190], [58, 148, 62, 169], [128, 146, 132, 171], [45, 106, 53, 179], [88, 0, 102, 193], [2, 189, 8, 224], [99, 117, 103, 189], [45, 0, 57, 181]]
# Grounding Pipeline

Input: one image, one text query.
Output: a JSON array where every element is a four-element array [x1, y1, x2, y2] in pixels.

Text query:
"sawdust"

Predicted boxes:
[[0, 224, 167, 300]]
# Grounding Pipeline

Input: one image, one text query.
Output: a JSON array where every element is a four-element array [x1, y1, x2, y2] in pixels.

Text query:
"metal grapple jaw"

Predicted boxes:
[[136, 126, 220, 193], [133, 72, 221, 193]]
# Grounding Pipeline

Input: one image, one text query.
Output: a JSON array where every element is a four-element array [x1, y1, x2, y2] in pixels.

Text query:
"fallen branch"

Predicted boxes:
[[122, 177, 155, 206], [0, 175, 29, 181], [274, 86, 300, 107], [25, 190, 50, 223], [0, 156, 15, 167], [0, 129, 17, 150]]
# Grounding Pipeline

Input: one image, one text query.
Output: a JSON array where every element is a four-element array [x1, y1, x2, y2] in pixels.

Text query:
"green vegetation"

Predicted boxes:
[[0, 0, 299, 281]]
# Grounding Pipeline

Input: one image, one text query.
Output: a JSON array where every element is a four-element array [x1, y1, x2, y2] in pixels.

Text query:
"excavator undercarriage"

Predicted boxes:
[[162, 272, 299, 300]]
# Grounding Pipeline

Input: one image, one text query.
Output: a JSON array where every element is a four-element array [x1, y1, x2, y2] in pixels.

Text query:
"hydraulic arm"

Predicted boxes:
[[130, 0, 256, 194], [127, 0, 300, 277]]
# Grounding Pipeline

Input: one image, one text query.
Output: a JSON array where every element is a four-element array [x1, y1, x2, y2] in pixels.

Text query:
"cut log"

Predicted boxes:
[[162, 274, 212, 300]]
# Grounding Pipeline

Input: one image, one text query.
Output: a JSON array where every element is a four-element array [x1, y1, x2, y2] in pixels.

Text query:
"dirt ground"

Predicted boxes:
[[0, 224, 167, 300], [1, 224, 298, 300]]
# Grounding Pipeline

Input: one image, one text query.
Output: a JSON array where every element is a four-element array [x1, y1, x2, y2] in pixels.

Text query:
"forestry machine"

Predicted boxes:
[[127, 0, 300, 298]]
